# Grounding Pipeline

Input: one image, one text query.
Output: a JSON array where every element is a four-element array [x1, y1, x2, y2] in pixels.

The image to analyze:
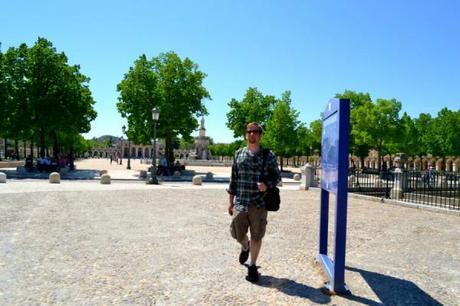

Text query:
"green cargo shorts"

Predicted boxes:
[[230, 204, 268, 242]]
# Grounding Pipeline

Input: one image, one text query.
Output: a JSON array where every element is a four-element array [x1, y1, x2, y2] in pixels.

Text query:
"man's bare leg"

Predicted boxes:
[[250, 239, 262, 265], [240, 235, 249, 250]]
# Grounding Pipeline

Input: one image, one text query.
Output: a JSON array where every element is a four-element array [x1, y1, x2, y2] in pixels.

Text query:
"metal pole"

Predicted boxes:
[[127, 140, 131, 169], [120, 138, 123, 165], [148, 121, 159, 184]]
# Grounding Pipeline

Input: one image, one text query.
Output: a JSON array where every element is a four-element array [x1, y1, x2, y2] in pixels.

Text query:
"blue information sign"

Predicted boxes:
[[318, 98, 351, 295], [321, 111, 339, 193]]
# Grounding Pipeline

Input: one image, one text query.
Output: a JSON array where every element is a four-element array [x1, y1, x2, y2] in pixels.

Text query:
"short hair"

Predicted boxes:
[[246, 122, 263, 133]]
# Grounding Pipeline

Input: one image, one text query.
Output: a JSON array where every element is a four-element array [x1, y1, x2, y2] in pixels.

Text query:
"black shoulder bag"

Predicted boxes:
[[260, 149, 281, 212]]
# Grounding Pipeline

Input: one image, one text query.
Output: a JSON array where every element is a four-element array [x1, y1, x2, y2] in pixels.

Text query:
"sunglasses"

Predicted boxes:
[[246, 129, 261, 134]]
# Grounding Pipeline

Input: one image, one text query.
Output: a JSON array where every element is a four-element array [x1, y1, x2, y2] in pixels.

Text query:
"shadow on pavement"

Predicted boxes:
[[344, 266, 443, 306], [254, 275, 331, 304], [1, 169, 100, 180], [254, 267, 442, 306]]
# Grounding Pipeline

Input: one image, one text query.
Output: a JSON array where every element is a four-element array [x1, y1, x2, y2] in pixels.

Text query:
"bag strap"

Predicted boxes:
[[260, 148, 269, 183]]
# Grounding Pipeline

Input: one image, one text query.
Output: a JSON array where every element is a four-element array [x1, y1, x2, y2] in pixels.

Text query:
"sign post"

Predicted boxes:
[[318, 98, 351, 295]]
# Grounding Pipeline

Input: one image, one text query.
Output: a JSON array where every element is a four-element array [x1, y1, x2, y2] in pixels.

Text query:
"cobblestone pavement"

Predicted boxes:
[[0, 182, 459, 305]]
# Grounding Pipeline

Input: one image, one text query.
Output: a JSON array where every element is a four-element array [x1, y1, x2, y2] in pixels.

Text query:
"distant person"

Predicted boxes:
[[227, 122, 281, 283], [173, 160, 182, 173], [68, 153, 75, 171], [37, 156, 45, 172], [159, 156, 169, 176], [25, 155, 34, 172]]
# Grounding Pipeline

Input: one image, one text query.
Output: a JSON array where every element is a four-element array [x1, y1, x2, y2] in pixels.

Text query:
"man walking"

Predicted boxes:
[[227, 122, 281, 282]]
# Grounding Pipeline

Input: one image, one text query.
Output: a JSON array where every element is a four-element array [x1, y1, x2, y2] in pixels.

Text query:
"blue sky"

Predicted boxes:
[[1, 0, 459, 143]]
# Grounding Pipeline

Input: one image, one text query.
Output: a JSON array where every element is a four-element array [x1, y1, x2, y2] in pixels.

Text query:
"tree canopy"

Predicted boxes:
[[262, 91, 301, 170], [117, 52, 210, 162], [0, 38, 97, 157], [226, 87, 277, 139]]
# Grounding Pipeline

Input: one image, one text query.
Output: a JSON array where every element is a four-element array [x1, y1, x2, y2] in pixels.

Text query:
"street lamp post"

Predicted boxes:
[[148, 107, 160, 184], [119, 136, 123, 165], [123, 125, 131, 170]]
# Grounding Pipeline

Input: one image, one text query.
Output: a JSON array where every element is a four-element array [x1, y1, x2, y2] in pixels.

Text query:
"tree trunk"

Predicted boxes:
[[30, 140, 34, 158], [165, 131, 174, 165], [53, 131, 59, 157], [23, 141, 27, 159], [280, 155, 284, 172], [4, 138, 8, 159], [14, 139, 19, 160], [40, 128, 45, 157]]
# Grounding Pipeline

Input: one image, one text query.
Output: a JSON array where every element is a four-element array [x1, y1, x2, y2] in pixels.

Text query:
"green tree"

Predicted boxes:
[[432, 108, 460, 156], [2, 38, 97, 157], [228, 139, 245, 156], [208, 143, 230, 160], [294, 124, 313, 157], [263, 91, 300, 171], [117, 52, 210, 163], [84, 138, 102, 152], [226, 87, 277, 139], [1, 44, 31, 157], [335, 90, 371, 109], [414, 113, 435, 155], [309, 119, 322, 154], [395, 112, 419, 156], [0, 47, 5, 133], [179, 136, 195, 150], [352, 98, 401, 169], [335, 90, 373, 166], [29, 38, 97, 157]]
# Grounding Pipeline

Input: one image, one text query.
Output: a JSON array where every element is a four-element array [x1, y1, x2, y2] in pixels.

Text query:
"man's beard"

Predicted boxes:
[[248, 137, 258, 144]]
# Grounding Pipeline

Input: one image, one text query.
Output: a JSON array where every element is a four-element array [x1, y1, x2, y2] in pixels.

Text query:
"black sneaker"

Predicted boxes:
[[245, 264, 260, 283], [239, 241, 250, 265]]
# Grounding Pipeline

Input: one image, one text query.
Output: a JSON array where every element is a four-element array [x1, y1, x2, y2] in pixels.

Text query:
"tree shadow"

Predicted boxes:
[[345, 266, 443, 306], [254, 275, 331, 304], [2, 169, 100, 180]]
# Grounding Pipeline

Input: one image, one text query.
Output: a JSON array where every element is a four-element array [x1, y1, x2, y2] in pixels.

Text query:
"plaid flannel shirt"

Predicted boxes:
[[227, 147, 281, 212]]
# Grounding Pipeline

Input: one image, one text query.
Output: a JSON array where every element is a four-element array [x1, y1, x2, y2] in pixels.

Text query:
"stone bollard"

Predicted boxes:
[[139, 170, 147, 179], [99, 170, 108, 176], [100, 174, 111, 184], [206, 172, 214, 179], [391, 168, 405, 200], [49, 172, 61, 184], [192, 175, 202, 185], [437, 176, 447, 188], [0, 172, 6, 183], [173, 171, 181, 177], [300, 163, 315, 190], [293, 173, 301, 181], [348, 175, 356, 187]]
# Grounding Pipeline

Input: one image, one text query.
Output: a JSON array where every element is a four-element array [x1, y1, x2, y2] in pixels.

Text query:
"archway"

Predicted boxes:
[[446, 159, 453, 172]]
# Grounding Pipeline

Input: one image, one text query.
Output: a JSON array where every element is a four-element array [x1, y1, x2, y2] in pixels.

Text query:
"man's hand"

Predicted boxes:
[[257, 182, 268, 192], [228, 194, 235, 216], [228, 204, 234, 216]]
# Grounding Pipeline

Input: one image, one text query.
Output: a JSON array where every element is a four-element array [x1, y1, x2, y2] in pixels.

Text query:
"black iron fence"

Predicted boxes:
[[346, 169, 460, 211]]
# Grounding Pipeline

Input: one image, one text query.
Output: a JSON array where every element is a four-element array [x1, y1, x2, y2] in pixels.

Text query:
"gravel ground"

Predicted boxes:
[[0, 183, 459, 305]]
